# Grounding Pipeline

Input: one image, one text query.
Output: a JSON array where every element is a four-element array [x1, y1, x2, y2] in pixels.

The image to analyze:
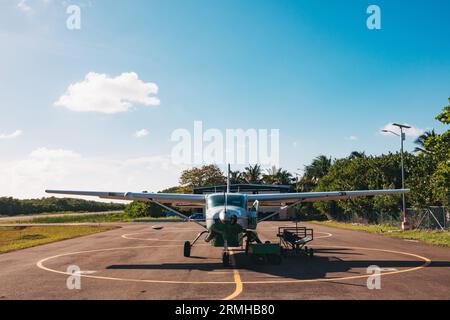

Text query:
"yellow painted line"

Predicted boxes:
[[223, 249, 243, 300]]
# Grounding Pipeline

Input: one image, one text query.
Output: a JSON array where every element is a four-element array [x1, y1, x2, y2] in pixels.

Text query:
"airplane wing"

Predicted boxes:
[[45, 190, 206, 207], [247, 189, 409, 208]]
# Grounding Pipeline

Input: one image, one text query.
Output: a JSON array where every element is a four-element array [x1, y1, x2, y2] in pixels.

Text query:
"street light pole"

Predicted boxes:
[[382, 123, 411, 230], [399, 126, 406, 216]]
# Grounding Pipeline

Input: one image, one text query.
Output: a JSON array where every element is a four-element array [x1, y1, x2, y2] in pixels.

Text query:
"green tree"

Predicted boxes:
[[276, 169, 294, 185], [179, 164, 226, 191], [125, 201, 166, 218], [0, 197, 125, 216], [243, 164, 262, 184], [229, 170, 245, 184], [262, 166, 293, 185], [414, 130, 437, 154], [348, 151, 366, 159], [304, 155, 332, 184], [422, 100, 450, 206], [435, 98, 450, 124], [262, 166, 278, 184]]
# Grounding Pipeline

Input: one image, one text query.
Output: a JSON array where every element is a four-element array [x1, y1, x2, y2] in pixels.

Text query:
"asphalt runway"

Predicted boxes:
[[0, 221, 449, 300]]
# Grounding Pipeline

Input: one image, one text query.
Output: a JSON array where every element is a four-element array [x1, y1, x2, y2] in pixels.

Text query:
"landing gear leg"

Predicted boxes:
[[191, 231, 208, 246], [244, 230, 262, 255], [245, 236, 250, 255], [223, 240, 230, 267], [184, 231, 208, 258]]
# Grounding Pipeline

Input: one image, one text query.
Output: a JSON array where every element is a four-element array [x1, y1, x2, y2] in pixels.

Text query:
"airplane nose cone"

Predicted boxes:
[[219, 209, 238, 223], [219, 210, 227, 222]]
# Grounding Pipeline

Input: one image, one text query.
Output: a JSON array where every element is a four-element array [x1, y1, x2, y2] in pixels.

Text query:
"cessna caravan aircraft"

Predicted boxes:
[[46, 166, 409, 266]]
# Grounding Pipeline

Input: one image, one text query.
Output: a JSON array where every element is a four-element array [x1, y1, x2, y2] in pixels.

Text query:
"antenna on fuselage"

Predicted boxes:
[[224, 164, 230, 217]]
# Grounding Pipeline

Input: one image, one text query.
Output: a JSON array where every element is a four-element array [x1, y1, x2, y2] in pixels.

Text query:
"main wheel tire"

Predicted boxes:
[[183, 241, 191, 257], [245, 238, 250, 255], [223, 252, 230, 267]]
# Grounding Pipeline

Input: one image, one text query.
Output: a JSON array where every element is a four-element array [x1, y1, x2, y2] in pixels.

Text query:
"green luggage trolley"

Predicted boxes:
[[248, 242, 282, 265]]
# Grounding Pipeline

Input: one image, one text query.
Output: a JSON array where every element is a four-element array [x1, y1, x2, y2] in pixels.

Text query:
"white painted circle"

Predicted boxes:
[[36, 244, 431, 285]]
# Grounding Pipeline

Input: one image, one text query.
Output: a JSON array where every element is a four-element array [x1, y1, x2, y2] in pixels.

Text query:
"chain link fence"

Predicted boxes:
[[326, 207, 449, 230], [407, 207, 449, 230]]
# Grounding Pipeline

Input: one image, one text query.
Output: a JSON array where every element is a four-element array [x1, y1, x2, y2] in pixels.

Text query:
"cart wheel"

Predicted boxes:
[[251, 254, 266, 265], [222, 252, 230, 267], [267, 254, 282, 265], [308, 248, 314, 258], [183, 241, 191, 257]]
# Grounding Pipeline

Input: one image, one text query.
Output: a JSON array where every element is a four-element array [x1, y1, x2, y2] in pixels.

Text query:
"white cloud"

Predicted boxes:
[[17, 0, 33, 14], [0, 130, 23, 140], [347, 135, 358, 141], [134, 129, 149, 138], [380, 123, 424, 138], [54, 72, 160, 114], [30, 147, 80, 159], [0, 148, 187, 199]]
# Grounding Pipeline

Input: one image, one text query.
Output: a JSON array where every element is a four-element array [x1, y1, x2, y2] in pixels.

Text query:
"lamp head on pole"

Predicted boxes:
[[392, 123, 410, 141], [392, 123, 411, 129]]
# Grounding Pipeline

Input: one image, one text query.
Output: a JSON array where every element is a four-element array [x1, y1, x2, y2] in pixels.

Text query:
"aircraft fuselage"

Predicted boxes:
[[204, 193, 254, 230]]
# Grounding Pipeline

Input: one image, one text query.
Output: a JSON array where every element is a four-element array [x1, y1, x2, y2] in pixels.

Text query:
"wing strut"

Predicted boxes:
[[258, 201, 304, 223], [151, 201, 207, 230], [257, 211, 280, 223]]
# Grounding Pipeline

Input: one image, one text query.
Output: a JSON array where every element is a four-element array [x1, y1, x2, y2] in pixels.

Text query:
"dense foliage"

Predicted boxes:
[[162, 101, 449, 223], [0, 197, 125, 216], [124, 201, 166, 218]]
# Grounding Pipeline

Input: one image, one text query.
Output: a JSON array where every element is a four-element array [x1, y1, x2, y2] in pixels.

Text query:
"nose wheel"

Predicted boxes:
[[183, 241, 191, 257], [222, 252, 230, 267]]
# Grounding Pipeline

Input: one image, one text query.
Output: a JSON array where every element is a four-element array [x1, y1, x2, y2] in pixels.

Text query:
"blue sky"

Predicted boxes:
[[0, 0, 449, 198]]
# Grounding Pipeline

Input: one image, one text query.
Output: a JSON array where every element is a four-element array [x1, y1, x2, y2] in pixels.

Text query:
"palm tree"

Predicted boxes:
[[243, 164, 262, 184], [414, 130, 437, 154], [262, 166, 278, 184], [349, 151, 366, 159], [296, 175, 315, 192], [304, 155, 332, 184], [229, 170, 245, 184], [262, 166, 293, 185], [276, 169, 293, 185]]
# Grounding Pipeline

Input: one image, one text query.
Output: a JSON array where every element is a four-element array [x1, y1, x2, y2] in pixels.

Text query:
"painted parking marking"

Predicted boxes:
[[36, 244, 431, 286], [35, 227, 431, 300]]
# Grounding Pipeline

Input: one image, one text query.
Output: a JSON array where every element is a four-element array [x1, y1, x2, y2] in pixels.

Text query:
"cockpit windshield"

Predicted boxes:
[[207, 194, 245, 209]]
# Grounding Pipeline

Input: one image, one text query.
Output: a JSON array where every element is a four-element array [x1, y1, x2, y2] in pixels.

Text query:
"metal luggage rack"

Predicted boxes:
[[277, 225, 314, 257]]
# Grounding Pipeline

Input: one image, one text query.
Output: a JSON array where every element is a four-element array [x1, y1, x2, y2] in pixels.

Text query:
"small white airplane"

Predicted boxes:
[[46, 166, 409, 266]]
